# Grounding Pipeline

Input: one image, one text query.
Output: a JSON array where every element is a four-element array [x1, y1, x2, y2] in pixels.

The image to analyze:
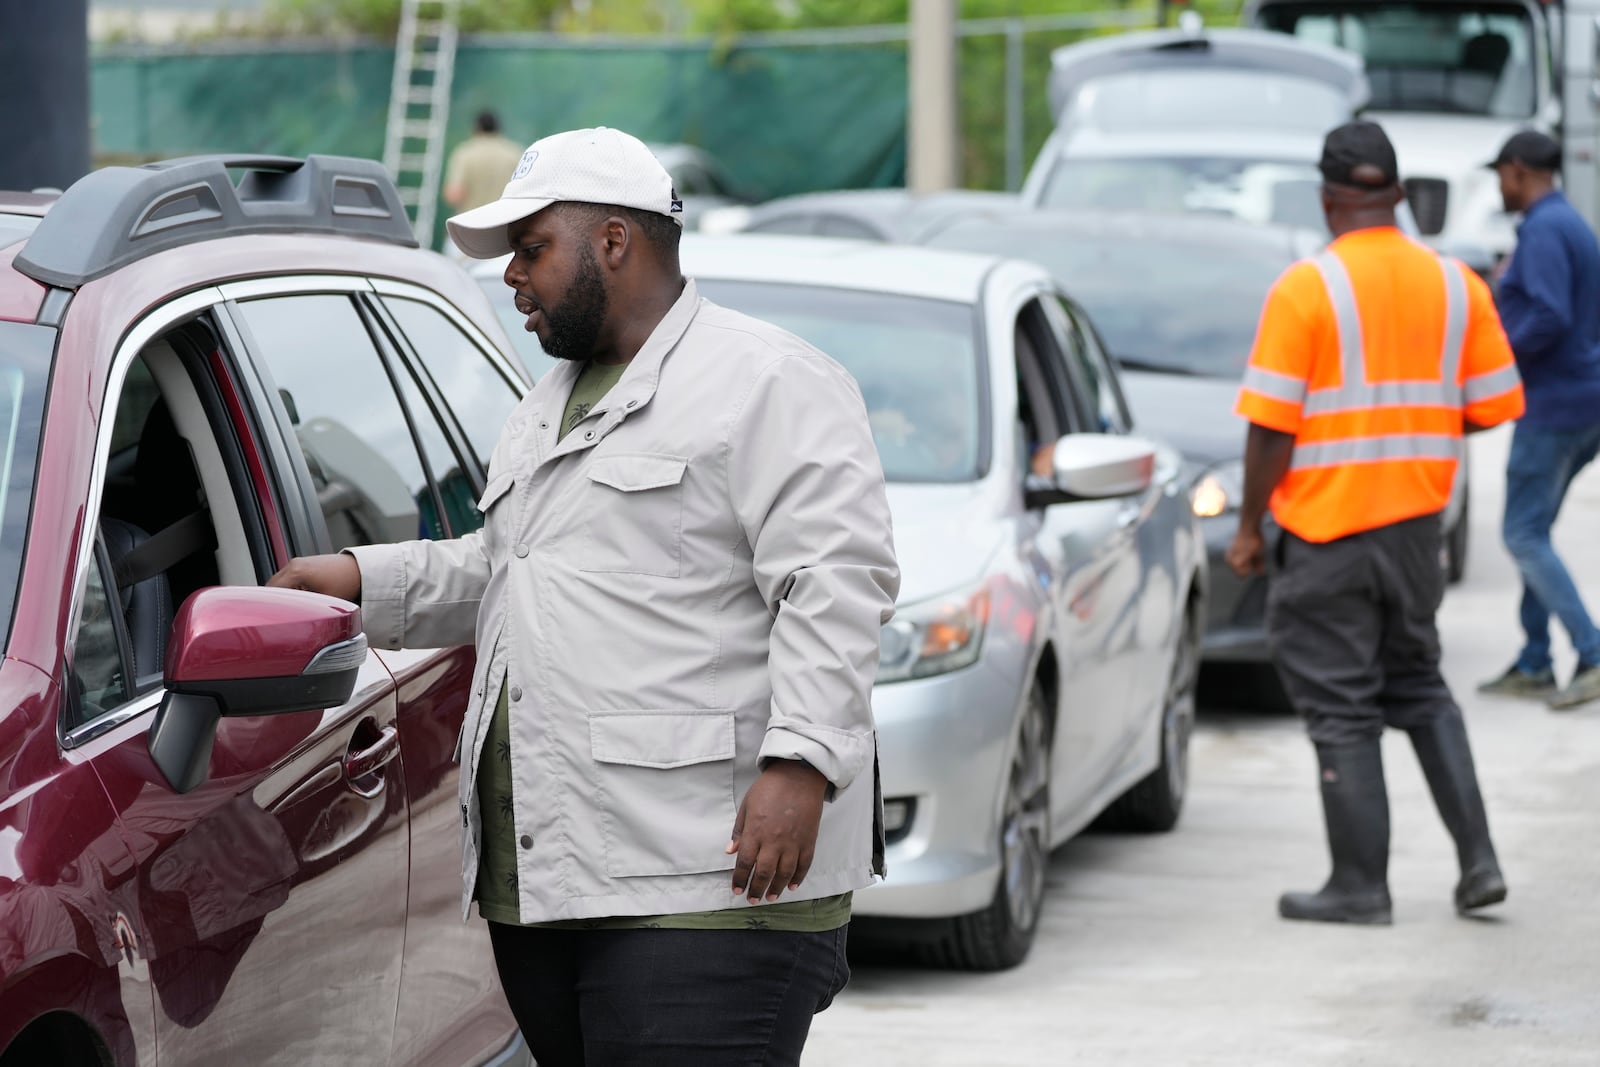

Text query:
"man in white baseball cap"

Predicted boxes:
[[270, 126, 898, 1066]]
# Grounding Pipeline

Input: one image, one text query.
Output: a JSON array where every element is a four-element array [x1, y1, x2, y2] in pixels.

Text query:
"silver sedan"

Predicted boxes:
[[472, 236, 1207, 971]]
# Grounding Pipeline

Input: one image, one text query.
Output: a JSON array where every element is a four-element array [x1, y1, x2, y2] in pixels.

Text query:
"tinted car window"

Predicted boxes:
[[0, 322, 51, 652], [1046, 297, 1131, 433], [382, 296, 524, 468], [695, 280, 983, 483], [237, 294, 452, 550], [928, 223, 1289, 378], [68, 551, 129, 728]]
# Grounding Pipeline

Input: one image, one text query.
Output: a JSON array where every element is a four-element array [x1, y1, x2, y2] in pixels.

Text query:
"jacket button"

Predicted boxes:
[[626, 399, 638, 409], [514, 544, 529, 558], [510, 686, 523, 702], [584, 430, 595, 441], [519, 835, 534, 850]]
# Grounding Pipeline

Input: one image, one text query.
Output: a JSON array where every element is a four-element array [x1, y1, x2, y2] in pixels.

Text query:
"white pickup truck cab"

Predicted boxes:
[[1243, 0, 1596, 261]]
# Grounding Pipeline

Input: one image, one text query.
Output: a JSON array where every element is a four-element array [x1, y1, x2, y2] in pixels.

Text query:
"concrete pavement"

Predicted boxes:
[[805, 425, 1600, 1066]]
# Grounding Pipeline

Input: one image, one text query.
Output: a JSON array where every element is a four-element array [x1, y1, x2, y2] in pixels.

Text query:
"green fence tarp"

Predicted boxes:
[[92, 40, 909, 226]]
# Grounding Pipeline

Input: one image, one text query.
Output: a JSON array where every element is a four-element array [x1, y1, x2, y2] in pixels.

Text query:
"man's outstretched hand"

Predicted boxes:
[[267, 554, 362, 603], [727, 759, 829, 904]]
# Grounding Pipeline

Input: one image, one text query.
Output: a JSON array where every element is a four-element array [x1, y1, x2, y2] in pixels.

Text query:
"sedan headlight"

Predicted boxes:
[[1192, 459, 1244, 519], [878, 583, 991, 684]]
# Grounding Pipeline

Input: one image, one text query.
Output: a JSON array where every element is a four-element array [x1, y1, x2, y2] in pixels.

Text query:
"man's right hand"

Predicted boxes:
[[267, 554, 362, 603]]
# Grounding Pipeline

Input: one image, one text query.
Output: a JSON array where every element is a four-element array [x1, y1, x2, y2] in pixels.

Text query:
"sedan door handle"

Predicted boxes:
[[343, 725, 401, 784]]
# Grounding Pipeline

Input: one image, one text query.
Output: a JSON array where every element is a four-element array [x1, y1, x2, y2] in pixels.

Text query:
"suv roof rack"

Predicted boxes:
[[13, 154, 419, 289]]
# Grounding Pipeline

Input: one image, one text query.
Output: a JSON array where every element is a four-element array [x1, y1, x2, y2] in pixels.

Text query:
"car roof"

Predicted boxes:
[[681, 233, 1011, 303], [924, 205, 1317, 258], [1048, 26, 1369, 121]]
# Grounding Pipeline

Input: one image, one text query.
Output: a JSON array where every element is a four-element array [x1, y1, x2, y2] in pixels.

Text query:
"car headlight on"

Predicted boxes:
[[1191, 460, 1244, 519], [878, 583, 992, 684]]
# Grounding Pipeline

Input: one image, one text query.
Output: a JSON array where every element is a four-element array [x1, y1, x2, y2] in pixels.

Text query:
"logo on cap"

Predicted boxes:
[[670, 187, 683, 214], [512, 148, 539, 180]]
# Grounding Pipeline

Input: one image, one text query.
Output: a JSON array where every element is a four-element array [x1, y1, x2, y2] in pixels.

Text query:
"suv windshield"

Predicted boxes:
[[696, 280, 984, 483], [0, 323, 53, 653], [927, 223, 1290, 378], [1040, 157, 1328, 230], [1258, 2, 1538, 117]]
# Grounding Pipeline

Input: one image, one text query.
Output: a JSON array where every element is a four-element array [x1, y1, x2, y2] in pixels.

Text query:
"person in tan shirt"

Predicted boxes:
[[443, 111, 525, 213]]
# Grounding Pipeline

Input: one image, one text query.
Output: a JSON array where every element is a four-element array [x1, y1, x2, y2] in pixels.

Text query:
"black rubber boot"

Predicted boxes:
[[1408, 708, 1508, 914], [1279, 740, 1394, 925]]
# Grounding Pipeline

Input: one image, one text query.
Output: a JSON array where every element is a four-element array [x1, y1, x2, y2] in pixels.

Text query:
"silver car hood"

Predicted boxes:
[[884, 482, 1005, 607]]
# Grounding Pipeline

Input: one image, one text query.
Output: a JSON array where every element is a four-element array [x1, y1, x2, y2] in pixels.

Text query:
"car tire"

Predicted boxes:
[[923, 681, 1051, 973], [1099, 601, 1199, 834], [1445, 487, 1470, 585]]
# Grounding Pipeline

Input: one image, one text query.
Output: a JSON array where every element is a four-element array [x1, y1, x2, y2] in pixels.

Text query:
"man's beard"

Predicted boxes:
[[541, 243, 609, 362]]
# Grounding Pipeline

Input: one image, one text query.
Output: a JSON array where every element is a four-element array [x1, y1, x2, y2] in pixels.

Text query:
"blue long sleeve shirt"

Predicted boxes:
[[1496, 190, 1600, 429]]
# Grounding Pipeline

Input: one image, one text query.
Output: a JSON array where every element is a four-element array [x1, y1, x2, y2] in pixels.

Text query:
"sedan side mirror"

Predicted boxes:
[[148, 586, 367, 794], [1026, 434, 1156, 509]]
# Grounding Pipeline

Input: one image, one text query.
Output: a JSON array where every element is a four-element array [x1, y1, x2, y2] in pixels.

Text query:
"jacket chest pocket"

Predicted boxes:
[[590, 710, 738, 878], [476, 472, 517, 550], [578, 453, 687, 578]]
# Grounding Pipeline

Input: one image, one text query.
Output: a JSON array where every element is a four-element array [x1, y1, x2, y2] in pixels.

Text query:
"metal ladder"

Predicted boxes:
[[382, 0, 461, 249]]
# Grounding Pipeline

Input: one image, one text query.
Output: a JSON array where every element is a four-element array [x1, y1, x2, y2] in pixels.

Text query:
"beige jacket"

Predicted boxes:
[[348, 281, 899, 922]]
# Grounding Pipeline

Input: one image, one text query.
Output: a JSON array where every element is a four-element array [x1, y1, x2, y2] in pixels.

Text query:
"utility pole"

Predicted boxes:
[[0, 0, 91, 191], [907, 0, 960, 192]]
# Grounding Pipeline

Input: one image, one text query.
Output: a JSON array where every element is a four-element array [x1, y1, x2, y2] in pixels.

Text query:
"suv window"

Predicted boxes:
[[236, 294, 453, 551], [0, 322, 53, 653], [381, 296, 523, 469]]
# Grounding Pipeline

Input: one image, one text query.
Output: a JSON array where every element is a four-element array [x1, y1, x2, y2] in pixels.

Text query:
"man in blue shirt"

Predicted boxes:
[[1480, 130, 1600, 709]]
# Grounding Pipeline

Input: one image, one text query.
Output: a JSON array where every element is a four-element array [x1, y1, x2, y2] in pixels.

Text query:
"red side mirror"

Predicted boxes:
[[150, 586, 368, 793]]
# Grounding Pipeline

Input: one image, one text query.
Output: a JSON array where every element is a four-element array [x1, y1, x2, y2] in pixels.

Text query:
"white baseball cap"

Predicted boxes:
[[445, 126, 684, 260]]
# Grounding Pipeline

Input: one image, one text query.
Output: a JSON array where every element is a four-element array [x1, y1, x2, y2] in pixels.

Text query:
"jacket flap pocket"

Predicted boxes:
[[587, 454, 687, 493], [476, 473, 515, 512], [590, 711, 734, 769]]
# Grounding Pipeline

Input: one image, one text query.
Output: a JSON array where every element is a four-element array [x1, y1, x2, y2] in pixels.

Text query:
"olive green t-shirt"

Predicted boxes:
[[473, 363, 850, 931]]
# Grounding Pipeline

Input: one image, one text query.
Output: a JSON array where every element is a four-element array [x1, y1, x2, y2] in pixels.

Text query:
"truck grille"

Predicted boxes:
[[1404, 177, 1450, 236]]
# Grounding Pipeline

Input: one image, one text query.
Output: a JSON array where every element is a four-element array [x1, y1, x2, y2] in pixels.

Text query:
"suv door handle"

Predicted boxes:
[[343, 724, 400, 789]]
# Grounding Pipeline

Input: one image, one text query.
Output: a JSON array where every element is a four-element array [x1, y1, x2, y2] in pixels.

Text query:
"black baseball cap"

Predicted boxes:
[[1319, 121, 1400, 189], [1489, 129, 1562, 171]]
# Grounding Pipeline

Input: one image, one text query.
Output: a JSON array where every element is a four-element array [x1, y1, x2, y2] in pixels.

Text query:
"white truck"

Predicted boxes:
[[1243, 0, 1599, 261]]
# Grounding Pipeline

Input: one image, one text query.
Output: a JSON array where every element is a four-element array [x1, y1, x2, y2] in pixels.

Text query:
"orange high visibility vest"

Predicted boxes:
[[1236, 227, 1524, 543]]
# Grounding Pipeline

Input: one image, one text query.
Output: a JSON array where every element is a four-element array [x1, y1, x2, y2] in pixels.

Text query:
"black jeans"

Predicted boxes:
[[487, 922, 851, 1067], [1266, 514, 1458, 746]]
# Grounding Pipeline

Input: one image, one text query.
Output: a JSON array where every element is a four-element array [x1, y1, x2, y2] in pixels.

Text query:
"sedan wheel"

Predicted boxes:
[[928, 682, 1051, 972]]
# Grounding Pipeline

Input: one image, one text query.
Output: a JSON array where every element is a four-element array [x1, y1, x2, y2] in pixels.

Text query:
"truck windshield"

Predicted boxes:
[[1257, 2, 1538, 118], [0, 322, 52, 654]]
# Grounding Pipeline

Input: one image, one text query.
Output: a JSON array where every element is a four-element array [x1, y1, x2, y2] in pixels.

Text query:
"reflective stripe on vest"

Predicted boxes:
[[1291, 252, 1468, 472]]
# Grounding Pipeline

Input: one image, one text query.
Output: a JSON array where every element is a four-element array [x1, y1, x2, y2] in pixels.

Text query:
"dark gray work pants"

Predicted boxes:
[[1267, 514, 1458, 745]]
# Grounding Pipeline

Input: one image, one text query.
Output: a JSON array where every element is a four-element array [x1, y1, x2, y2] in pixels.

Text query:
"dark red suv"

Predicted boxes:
[[0, 156, 531, 1066]]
